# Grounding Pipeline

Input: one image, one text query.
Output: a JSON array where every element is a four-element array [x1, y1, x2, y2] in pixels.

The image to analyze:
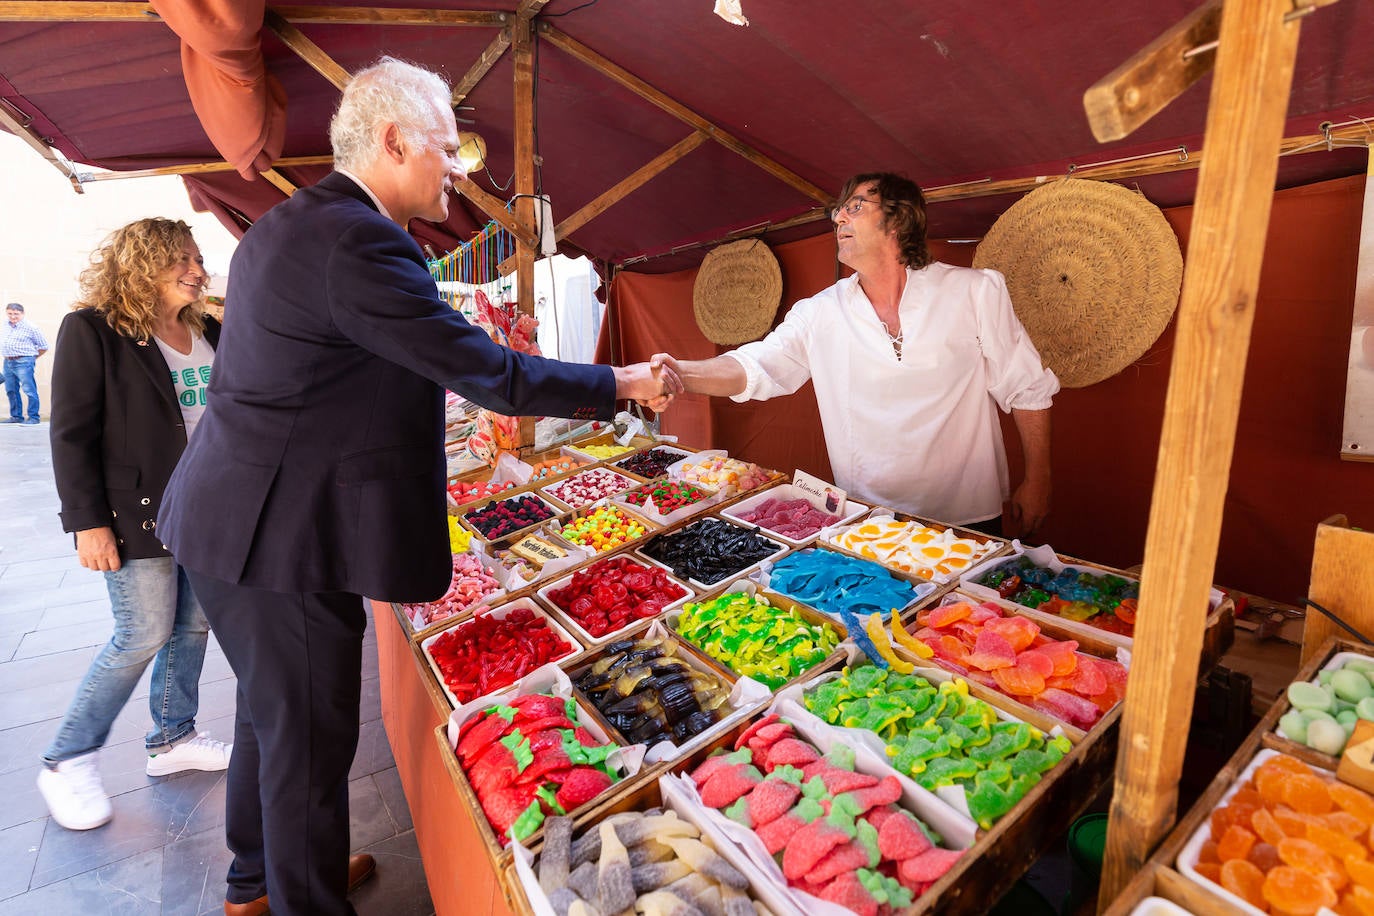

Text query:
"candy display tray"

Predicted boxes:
[[538, 467, 641, 511], [552, 501, 660, 557], [634, 516, 790, 591], [563, 430, 658, 462], [458, 489, 569, 546], [662, 580, 850, 696], [1096, 636, 1355, 916], [718, 482, 870, 546], [821, 509, 1013, 585], [757, 545, 943, 625], [534, 556, 696, 647], [418, 597, 588, 712], [608, 443, 699, 482], [959, 543, 1230, 651], [891, 588, 1133, 742]]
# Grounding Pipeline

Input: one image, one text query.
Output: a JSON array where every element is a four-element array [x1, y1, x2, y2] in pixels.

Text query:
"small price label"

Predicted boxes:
[[792, 470, 846, 515]]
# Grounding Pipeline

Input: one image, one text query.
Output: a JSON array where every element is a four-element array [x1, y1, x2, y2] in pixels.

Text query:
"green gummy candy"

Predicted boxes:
[[1318, 671, 1336, 686], [1308, 717, 1349, 755], [492, 704, 519, 722], [916, 755, 980, 790], [832, 793, 864, 819], [856, 819, 881, 868], [510, 799, 546, 841], [968, 774, 1021, 830], [1287, 681, 1333, 712], [1302, 708, 1337, 724], [769, 764, 805, 785], [981, 760, 1013, 785], [1357, 697, 1374, 721], [791, 797, 825, 823], [1334, 669, 1374, 703], [849, 666, 887, 695], [1338, 709, 1359, 727], [826, 742, 856, 772], [723, 796, 752, 827], [1343, 658, 1374, 676], [802, 777, 829, 800]]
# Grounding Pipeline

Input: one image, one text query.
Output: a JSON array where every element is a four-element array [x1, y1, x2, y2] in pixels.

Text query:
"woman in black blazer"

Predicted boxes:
[[40, 218, 232, 831]]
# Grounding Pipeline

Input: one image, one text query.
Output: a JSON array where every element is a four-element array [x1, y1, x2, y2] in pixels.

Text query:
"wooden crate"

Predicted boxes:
[[1102, 636, 1357, 916]]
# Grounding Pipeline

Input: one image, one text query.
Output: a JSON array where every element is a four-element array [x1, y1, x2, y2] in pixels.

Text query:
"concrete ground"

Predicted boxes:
[[0, 422, 435, 915]]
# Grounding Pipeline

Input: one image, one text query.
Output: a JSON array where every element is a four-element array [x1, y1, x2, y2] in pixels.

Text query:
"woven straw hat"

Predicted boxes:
[[972, 179, 1182, 388], [693, 238, 783, 345]]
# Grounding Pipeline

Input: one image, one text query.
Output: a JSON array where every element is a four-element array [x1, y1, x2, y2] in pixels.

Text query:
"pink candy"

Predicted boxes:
[[544, 468, 636, 508], [738, 497, 839, 540], [402, 553, 503, 626]]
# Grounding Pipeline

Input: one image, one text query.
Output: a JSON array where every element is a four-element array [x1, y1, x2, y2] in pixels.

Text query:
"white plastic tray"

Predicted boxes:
[[635, 517, 789, 590]]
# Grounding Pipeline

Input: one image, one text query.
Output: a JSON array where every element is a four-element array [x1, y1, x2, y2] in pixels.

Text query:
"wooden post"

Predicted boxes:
[[511, 12, 538, 449], [1099, 0, 1304, 904]]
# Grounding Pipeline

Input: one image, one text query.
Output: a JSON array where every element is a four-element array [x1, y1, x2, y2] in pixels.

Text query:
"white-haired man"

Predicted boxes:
[[160, 58, 677, 916]]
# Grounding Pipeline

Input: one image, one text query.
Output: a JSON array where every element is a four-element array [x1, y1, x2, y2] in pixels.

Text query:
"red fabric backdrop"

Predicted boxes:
[[603, 175, 1369, 606]]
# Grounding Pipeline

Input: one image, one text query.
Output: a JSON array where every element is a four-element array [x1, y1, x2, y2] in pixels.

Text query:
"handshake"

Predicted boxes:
[[613, 353, 683, 414]]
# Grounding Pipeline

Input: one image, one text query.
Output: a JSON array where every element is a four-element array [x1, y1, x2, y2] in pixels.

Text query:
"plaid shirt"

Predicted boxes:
[[1, 319, 49, 357]]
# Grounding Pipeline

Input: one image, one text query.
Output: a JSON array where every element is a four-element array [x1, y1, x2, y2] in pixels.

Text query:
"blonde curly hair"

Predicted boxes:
[[75, 218, 206, 340]]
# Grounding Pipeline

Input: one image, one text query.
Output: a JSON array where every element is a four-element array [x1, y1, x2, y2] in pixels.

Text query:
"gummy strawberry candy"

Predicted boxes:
[[841, 775, 903, 814], [690, 749, 750, 789], [815, 870, 880, 916], [782, 809, 859, 880], [466, 742, 520, 798], [734, 713, 784, 751], [554, 766, 614, 812], [484, 784, 541, 837], [700, 761, 764, 808], [456, 711, 516, 765], [809, 839, 874, 885], [509, 693, 568, 721], [747, 777, 803, 827], [898, 846, 964, 886], [878, 810, 933, 861], [813, 768, 881, 796], [765, 737, 821, 770]]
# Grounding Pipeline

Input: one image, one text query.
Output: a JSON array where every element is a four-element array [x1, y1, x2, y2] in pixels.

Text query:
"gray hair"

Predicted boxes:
[[330, 57, 452, 171]]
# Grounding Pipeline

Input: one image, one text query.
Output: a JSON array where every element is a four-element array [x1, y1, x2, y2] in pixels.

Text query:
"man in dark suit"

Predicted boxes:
[[158, 58, 676, 916]]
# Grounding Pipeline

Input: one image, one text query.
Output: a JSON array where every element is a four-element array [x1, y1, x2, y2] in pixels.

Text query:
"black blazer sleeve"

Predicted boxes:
[[49, 312, 111, 533]]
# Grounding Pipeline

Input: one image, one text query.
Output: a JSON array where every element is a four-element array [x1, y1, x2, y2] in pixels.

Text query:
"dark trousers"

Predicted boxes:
[[188, 571, 366, 916], [963, 515, 1005, 539]]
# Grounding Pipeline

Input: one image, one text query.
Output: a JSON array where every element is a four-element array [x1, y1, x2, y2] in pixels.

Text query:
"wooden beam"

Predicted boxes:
[[263, 8, 350, 90], [1301, 517, 1374, 668], [1083, 1, 1222, 143], [1099, 0, 1304, 903], [452, 179, 537, 249], [77, 154, 335, 182], [539, 22, 831, 204], [259, 167, 297, 195], [556, 132, 707, 241], [513, 0, 552, 19], [451, 28, 510, 107], [512, 15, 537, 315], [0, 99, 83, 192], [0, 3, 507, 26]]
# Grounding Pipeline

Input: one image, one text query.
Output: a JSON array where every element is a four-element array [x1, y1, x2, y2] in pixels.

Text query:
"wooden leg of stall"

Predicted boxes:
[[1301, 517, 1374, 666], [374, 600, 515, 916], [1099, 0, 1304, 904]]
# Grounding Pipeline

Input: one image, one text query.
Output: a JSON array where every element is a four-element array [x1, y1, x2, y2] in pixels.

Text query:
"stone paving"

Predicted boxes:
[[0, 422, 435, 915]]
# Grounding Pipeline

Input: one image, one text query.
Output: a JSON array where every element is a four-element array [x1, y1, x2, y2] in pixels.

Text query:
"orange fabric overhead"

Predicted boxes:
[[150, 0, 286, 179], [607, 176, 1372, 606]]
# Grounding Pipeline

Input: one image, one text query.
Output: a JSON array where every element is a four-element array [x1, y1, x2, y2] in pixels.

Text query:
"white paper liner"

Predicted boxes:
[[419, 598, 583, 711], [1175, 749, 1338, 916], [822, 510, 1002, 585], [536, 556, 694, 647], [510, 771, 801, 916], [1127, 898, 1197, 916], [720, 484, 870, 546], [755, 550, 939, 622], [634, 517, 789, 591], [774, 666, 1067, 826]]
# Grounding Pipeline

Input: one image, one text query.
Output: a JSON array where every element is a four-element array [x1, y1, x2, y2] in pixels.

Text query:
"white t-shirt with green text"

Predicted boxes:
[[154, 332, 215, 441]]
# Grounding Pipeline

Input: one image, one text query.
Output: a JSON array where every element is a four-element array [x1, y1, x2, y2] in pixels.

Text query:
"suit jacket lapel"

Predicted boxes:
[[129, 334, 180, 414]]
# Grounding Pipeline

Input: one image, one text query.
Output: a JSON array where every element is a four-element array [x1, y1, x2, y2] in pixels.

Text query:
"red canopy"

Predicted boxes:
[[1, 1, 1371, 268]]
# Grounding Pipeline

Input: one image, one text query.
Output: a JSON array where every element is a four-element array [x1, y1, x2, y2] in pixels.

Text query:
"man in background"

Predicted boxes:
[[3, 302, 48, 424]]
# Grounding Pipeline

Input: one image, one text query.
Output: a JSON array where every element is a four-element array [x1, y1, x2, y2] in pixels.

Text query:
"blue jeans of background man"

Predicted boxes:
[[4, 355, 39, 421], [43, 557, 211, 764]]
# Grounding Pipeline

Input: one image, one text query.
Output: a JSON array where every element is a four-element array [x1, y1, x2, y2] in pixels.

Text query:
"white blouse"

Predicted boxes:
[[726, 262, 1059, 524]]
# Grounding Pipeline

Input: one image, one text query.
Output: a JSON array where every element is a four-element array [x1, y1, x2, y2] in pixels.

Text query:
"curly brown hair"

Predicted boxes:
[[836, 173, 931, 270], [75, 218, 206, 340]]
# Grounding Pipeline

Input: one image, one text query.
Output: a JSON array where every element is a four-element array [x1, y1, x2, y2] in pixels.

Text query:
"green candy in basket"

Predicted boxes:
[[672, 592, 840, 690]]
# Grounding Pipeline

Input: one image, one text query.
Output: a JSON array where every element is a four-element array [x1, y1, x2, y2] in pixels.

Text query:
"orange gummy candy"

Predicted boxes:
[[1262, 865, 1339, 915], [1326, 810, 1370, 839], [1347, 855, 1374, 890], [1234, 787, 1265, 808], [1230, 801, 1261, 832], [1264, 754, 1320, 777], [1199, 839, 1221, 864], [1347, 884, 1374, 916], [1285, 773, 1337, 816], [1194, 861, 1222, 883], [1254, 808, 1290, 846], [1331, 783, 1374, 825], [1258, 766, 1290, 807], [1310, 823, 1367, 864], [1278, 836, 1348, 891], [1275, 805, 1323, 837], [1220, 858, 1268, 909], [1218, 825, 1258, 863]]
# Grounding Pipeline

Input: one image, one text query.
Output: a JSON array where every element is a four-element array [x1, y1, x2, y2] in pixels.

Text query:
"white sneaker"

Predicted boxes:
[[37, 754, 113, 831], [145, 732, 232, 776]]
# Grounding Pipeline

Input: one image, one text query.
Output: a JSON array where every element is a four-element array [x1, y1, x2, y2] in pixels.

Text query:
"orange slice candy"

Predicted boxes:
[[1309, 823, 1367, 864], [1253, 807, 1288, 846], [1346, 884, 1374, 916], [1220, 858, 1267, 909], [1278, 836, 1348, 891], [1218, 825, 1258, 863], [1331, 783, 1374, 824], [1262, 865, 1339, 915], [1347, 855, 1374, 891], [1326, 810, 1369, 839], [1249, 842, 1282, 873], [1285, 773, 1337, 816]]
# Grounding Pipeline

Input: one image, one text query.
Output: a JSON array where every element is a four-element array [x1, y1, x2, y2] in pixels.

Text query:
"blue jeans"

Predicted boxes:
[[43, 558, 210, 764], [4, 355, 39, 421]]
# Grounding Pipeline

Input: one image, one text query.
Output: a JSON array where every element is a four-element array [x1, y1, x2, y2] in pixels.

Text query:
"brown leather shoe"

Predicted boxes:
[[222, 854, 377, 915]]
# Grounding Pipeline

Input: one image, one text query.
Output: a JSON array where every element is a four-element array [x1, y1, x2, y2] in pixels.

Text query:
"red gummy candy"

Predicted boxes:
[[899, 846, 964, 885], [878, 811, 933, 861], [700, 764, 762, 808], [763, 737, 821, 770], [554, 766, 613, 811], [782, 818, 850, 880], [965, 629, 1018, 671], [982, 615, 1039, 652], [748, 778, 802, 827], [815, 870, 880, 916]]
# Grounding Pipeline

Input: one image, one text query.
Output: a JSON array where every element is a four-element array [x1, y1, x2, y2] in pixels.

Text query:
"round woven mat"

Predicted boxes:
[[972, 179, 1182, 388], [693, 238, 783, 345]]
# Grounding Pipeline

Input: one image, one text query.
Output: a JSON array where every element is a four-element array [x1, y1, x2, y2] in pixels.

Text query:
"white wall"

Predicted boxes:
[[0, 133, 238, 417]]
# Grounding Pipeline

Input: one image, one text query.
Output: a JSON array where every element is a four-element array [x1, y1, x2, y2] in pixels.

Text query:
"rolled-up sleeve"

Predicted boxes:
[[724, 296, 820, 402], [974, 269, 1059, 412]]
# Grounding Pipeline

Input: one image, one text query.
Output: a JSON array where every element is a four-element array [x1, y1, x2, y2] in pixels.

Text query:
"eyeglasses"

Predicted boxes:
[[830, 196, 880, 222]]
